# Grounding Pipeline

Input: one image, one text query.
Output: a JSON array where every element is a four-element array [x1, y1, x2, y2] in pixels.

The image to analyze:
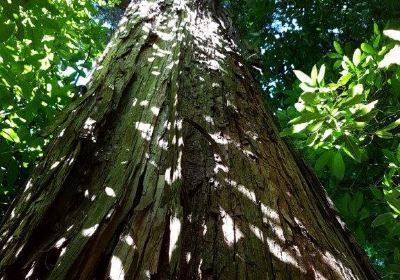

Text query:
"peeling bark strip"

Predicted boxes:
[[0, 0, 378, 279]]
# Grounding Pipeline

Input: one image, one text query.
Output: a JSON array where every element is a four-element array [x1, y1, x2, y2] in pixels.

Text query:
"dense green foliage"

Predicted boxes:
[[228, 0, 400, 109], [0, 0, 118, 215], [1, 0, 400, 278], [280, 26, 400, 277]]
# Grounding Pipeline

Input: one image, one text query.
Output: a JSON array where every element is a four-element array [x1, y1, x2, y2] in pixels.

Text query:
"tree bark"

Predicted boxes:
[[0, 0, 379, 279]]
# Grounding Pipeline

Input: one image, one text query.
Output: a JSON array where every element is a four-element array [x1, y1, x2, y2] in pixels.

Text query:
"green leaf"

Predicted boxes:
[[337, 73, 353, 86], [294, 70, 313, 85], [315, 151, 333, 171], [300, 92, 317, 104], [383, 29, 400, 41], [379, 45, 400, 68], [349, 192, 363, 217], [387, 197, 400, 215], [0, 21, 15, 43], [343, 136, 362, 162], [288, 112, 321, 125], [311, 65, 318, 83], [332, 151, 345, 180], [333, 41, 343, 54], [375, 130, 393, 139], [396, 144, 400, 163], [359, 208, 369, 220], [352, 48, 361, 66], [299, 83, 317, 93], [293, 122, 309, 133], [317, 64, 325, 84], [356, 100, 378, 116], [0, 128, 20, 143], [361, 43, 375, 54], [373, 23, 380, 35], [370, 186, 383, 199], [377, 118, 400, 132], [371, 213, 393, 227]]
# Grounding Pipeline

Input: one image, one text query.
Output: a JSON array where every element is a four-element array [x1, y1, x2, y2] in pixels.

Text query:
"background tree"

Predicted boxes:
[[0, 0, 378, 279], [0, 0, 119, 217], [280, 26, 400, 277]]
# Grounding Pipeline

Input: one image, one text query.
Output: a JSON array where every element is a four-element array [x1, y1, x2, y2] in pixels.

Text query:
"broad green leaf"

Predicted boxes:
[[332, 151, 345, 180], [383, 29, 400, 41], [377, 118, 400, 132], [311, 65, 318, 83], [288, 112, 321, 125], [375, 130, 393, 139], [373, 34, 380, 48], [387, 197, 400, 215], [352, 48, 361, 66], [300, 92, 317, 104], [370, 186, 383, 199], [350, 192, 363, 217], [293, 122, 309, 133], [379, 45, 400, 68], [343, 136, 362, 162], [0, 21, 15, 43], [0, 128, 20, 143], [333, 41, 343, 54], [294, 102, 305, 112], [307, 121, 323, 132], [315, 150, 333, 171], [320, 128, 333, 141], [294, 70, 313, 85], [371, 213, 393, 227], [299, 83, 317, 93], [317, 64, 325, 84], [361, 43, 375, 54], [373, 23, 380, 35], [359, 208, 369, 220], [337, 73, 353, 86], [355, 100, 378, 116]]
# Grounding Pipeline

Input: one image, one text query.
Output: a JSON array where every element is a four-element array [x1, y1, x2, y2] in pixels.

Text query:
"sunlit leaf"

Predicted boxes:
[[383, 30, 400, 41], [294, 70, 313, 85], [333, 41, 343, 54], [0, 128, 20, 143], [379, 45, 400, 68], [352, 48, 361, 66], [317, 64, 325, 84]]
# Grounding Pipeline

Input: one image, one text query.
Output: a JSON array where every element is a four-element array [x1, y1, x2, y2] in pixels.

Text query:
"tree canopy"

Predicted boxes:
[[1, 0, 400, 278]]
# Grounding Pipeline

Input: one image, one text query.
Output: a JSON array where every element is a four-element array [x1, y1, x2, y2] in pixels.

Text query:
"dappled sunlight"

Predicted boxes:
[[81, 224, 99, 237], [105, 187, 116, 197], [220, 207, 243, 246], [266, 237, 305, 272], [169, 215, 181, 260], [134, 122, 154, 141], [54, 237, 67, 249], [110, 255, 125, 280]]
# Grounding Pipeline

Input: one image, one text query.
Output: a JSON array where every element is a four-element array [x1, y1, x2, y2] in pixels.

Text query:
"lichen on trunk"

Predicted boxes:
[[0, 0, 379, 279]]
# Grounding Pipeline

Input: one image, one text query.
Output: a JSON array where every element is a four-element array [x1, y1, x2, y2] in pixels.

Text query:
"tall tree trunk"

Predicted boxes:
[[0, 0, 378, 279]]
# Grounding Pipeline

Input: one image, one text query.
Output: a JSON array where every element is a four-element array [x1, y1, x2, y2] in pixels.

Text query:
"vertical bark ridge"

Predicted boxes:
[[0, 0, 379, 279]]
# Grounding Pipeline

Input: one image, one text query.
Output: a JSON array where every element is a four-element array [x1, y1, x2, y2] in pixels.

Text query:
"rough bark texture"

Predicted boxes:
[[0, 0, 379, 279]]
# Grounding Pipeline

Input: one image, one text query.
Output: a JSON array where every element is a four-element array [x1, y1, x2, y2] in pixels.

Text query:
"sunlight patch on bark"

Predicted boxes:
[[169, 216, 181, 260], [266, 237, 304, 272], [110, 255, 125, 280], [135, 122, 154, 141], [81, 224, 98, 237], [220, 207, 243, 246], [105, 187, 116, 197]]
